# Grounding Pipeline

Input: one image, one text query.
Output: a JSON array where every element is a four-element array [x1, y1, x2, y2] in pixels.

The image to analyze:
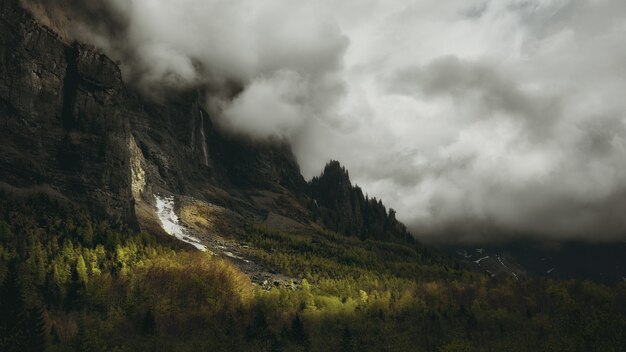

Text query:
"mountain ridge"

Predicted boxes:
[[1, 0, 411, 248]]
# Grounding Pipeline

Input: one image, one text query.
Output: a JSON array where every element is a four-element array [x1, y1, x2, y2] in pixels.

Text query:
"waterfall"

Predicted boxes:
[[154, 194, 207, 251], [199, 110, 209, 166]]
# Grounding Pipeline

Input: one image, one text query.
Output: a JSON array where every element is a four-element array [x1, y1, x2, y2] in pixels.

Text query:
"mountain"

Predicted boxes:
[[1, 1, 625, 351], [0, 0, 413, 280], [0, 0, 404, 242]]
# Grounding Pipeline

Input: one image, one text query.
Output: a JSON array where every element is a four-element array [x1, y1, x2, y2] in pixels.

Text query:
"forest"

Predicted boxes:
[[0, 191, 625, 351]]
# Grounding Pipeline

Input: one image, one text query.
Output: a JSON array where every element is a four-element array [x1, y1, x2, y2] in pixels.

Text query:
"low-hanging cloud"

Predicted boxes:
[[23, 0, 626, 243], [23, 0, 349, 137]]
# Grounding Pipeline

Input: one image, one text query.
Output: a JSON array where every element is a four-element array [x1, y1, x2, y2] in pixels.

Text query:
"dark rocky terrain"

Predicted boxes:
[[1, 0, 134, 226], [0, 0, 409, 280]]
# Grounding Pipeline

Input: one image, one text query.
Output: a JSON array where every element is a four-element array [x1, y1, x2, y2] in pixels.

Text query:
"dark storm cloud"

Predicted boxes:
[[388, 56, 563, 139]]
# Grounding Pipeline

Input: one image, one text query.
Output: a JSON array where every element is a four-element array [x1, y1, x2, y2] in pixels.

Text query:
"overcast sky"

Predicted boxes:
[[32, 0, 626, 243]]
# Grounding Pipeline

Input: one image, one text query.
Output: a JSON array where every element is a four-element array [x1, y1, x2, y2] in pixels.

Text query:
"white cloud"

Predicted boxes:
[[221, 70, 308, 138], [31, 0, 626, 242]]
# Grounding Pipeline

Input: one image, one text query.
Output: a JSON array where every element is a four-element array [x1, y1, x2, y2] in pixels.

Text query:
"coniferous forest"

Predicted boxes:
[[1, 192, 624, 352]]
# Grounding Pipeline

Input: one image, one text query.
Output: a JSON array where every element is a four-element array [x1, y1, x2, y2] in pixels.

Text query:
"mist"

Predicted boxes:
[[23, 0, 626, 243]]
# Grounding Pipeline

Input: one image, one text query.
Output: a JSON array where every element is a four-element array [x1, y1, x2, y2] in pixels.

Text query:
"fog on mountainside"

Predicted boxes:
[[20, 0, 626, 244]]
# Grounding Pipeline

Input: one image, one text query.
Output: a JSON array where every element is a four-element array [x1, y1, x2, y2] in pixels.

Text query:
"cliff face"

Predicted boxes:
[[125, 90, 308, 198], [0, 0, 134, 226], [1, 0, 413, 243], [0, 0, 309, 230]]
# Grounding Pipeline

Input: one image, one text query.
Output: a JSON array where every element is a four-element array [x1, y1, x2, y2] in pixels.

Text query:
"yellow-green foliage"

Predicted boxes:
[[0, 193, 625, 352]]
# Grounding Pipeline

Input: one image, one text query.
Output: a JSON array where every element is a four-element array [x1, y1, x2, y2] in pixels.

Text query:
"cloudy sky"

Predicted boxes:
[[31, 0, 626, 243]]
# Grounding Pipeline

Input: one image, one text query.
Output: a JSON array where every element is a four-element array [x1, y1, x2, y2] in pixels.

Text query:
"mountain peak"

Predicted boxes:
[[321, 160, 349, 179], [310, 160, 412, 242]]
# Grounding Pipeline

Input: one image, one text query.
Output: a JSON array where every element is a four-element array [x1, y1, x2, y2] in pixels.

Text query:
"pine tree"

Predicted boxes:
[[291, 314, 307, 345], [23, 306, 47, 352], [141, 310, 156, 336], [0, 262, 39, 352], [340, 326, 355, 352]]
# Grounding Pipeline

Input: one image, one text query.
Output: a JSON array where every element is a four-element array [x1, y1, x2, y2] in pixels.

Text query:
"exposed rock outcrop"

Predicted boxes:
[[310, 161, 413, 242], [0, 0, 134, 227]]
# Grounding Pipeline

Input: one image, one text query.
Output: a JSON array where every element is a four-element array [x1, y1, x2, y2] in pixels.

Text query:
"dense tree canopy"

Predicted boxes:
[[0, 191, 624, 351]]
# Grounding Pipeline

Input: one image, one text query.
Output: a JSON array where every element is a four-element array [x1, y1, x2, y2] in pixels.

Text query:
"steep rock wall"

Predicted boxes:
[[0, 0, 135, 227]]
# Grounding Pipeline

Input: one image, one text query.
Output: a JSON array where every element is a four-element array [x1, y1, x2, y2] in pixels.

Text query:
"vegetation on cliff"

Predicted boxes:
[[310, 161, 413, 243]]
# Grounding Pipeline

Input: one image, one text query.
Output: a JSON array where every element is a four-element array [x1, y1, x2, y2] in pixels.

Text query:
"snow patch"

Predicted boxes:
[[155, 194, 207, 251], [474, 256, 490, 264]]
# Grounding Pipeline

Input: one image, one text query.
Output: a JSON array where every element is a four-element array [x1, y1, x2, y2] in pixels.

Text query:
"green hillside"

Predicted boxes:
[[1, 192, 624, 352]]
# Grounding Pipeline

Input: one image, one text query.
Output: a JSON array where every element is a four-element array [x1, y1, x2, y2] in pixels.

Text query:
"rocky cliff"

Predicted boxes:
[[1, 0, 413, 244], [0, 0, 134, 226]]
